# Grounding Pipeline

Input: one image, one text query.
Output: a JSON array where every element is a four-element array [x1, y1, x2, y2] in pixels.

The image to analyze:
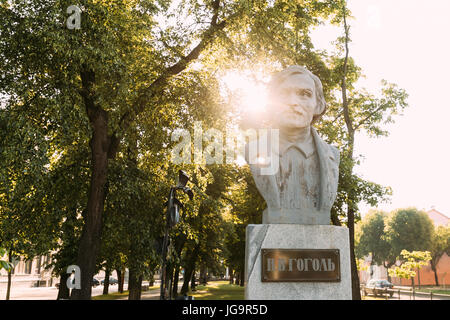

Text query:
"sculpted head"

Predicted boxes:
[[267, 65, 326, 131]]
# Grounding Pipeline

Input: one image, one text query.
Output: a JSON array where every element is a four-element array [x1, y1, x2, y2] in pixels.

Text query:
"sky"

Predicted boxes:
[[311, 0, 450, 217]]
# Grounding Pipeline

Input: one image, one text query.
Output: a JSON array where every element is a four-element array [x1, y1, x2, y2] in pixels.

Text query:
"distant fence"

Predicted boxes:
[[360, 285, 450, 300]]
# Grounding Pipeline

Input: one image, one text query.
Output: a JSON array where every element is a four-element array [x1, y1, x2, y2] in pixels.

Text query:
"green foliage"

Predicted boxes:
[[355, 210, 390, 265], [222, 166, 264, 276], [356, 207, 435, 272], [101, 155, 162, 278], [320, 63, 408, 225], [429, 225, 450, 273], [385, 208, 435, 262], [0, 248, 12, 271], [388, 250, 431, 280], [356, 258, 368, 272]]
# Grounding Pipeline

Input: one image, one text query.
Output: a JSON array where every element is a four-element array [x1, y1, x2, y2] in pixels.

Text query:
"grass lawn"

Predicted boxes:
[[415, 287, 450, 295], [92, 285, 160, 300], [92, 290, 129, 300], [189, 281, 245, 300]]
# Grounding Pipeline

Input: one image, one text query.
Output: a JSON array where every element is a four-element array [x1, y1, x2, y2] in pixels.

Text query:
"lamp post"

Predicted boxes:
[[160, 170, 193, 300]]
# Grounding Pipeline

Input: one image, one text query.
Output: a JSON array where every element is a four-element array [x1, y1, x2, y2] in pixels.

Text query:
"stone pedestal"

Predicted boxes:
[[245, 224, 352, 300]]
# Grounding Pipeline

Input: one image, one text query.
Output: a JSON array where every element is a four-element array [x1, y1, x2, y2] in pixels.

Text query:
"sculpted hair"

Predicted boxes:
[[268, 65, 327, 123]]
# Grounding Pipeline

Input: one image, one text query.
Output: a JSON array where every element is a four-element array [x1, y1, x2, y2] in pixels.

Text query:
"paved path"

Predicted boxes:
[[1, 279, 176, 300], [1, 284, 110, 300]]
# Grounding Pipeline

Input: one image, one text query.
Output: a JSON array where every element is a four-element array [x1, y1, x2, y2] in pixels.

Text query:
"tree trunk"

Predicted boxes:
[[190, 263, 197, 292], [340, 5, 361, 300], [348, 207, 361, 299], [57, 272, 71, 300], [172, 266, 180, 299], [6, 268, 11, 300], [103, 266, 111, 295], [239, 270, 245, 287], [6, 252, 12, 300], [170, 237, 185, 298], [431, 263, 439, 286], [149, 272, 154, 287], [164, 261, 174, 299], [181, 266, 194, 295], [200, 266, 207, 285], [417, 268, 421, 289], [180, 244, 199, 295], [384, 262, 393, 283], [71, 69, 111, 300], [229, 270, 234, 284], [128, 268, 142, 300], [117, 268, 125, 293]]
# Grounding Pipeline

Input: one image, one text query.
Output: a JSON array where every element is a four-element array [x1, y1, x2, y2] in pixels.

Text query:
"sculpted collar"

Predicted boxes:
[[277, 129, 316, 159]]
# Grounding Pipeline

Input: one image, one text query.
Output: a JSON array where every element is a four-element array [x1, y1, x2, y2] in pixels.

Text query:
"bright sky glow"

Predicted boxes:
[[222, 71, 268, 114], [311, 0, 450, 217]]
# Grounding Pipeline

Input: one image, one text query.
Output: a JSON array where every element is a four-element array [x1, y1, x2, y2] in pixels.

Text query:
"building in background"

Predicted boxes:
[[0, 254, 57, 291], [0, 254, 127, 292]]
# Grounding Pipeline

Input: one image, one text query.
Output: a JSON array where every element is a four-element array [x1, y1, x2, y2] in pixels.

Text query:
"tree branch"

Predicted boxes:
[[353, 103, 385, 131], [341, 5, 354, 143], [114, 0, 227, 141]]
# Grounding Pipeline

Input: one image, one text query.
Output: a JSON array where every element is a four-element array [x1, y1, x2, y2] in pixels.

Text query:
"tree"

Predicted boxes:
[[429, 226, 450, 286], [316, 0, 408, 299], [177, 165, 235, 295], [0, 97, 62, 299], [355, 210, 390, 278], [223, 166, 264, 286], [1, 0, 247, 299], [388, 250, 431, 290], [384, 208, 435, 280]]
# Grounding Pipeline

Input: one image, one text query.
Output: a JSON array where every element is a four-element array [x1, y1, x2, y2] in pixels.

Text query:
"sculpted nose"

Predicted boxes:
[[287, 94, 299, 108]]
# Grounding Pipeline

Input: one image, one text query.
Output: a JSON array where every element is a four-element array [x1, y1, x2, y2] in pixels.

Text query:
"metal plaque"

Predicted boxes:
[[261, 249, 340, 282]]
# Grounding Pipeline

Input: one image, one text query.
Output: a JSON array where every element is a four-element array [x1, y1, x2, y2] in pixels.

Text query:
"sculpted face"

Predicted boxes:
[[271, 73, 318, 131]]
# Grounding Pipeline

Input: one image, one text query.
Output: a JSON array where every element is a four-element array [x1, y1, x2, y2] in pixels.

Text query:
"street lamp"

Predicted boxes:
[[160, 170, 194, 300]]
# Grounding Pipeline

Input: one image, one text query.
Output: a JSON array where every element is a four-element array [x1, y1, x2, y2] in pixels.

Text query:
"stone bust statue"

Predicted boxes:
[[245, 65, 340, 225]]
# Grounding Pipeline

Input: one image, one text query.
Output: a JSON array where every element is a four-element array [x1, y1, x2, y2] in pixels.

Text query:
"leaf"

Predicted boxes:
[[0, 260, 11, 271]]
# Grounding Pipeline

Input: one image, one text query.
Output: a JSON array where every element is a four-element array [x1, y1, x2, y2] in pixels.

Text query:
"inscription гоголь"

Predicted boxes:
[[261, 249, 340, 282]]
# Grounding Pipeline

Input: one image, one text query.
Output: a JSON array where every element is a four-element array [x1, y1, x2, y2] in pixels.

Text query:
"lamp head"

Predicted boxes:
[[177, 170, 189, 188]]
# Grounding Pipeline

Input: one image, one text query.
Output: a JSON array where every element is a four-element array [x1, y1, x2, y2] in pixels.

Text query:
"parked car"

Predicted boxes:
[[101, 277, 118, 286], [92, 278, 100, 287], [363, 279, 394, 297], [56, 278, 99, 288]]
